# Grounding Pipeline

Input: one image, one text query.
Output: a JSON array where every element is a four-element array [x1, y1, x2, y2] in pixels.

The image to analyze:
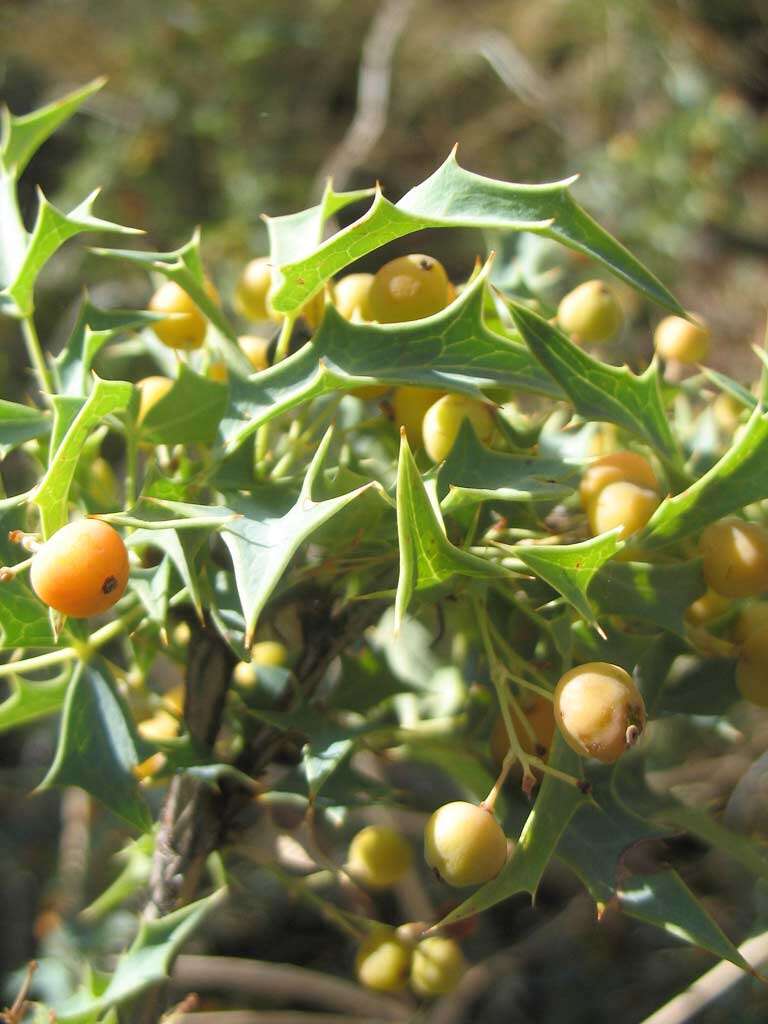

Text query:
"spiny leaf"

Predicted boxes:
[[509, 301, 684, 473], [269, 150, 683, 316], [266, 179, 377, 266], [33, 376, 133, 537], [0, 399, 50, 457], [395, 432, 509, 628], [588, 558, 705, 637], [0, 673, 70, 732], [137, 363, 228, 444]]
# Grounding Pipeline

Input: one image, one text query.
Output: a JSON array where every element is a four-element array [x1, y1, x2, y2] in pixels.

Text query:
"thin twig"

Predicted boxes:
[[177, 1014, 391, 1024]]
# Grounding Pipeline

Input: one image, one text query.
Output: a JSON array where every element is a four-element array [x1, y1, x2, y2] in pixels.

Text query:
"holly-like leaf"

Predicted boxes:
[[0, 507, 56, 648], [395, 432, 509, 628], [509, 302, 684, 474], [220, 428, 384, 645], [55, 889, 224, 1023], [3, 190, 140, 318], [641, 405, 768, 550], [220, 261, 561, 452], [39, 660, 151, 832], [0, 399, 50, 457], [54, 300, 163, 397], [266, 179, 376, 266], [33, 376, 133, 537], [0, 673, 70, 732], [435, 737, 586, 928], [514, 532, 623, 625], [269, 150, 683, 316], [438, 419, 575, 513], [137, 363, 228, 444], [589, 558, 705, 637]]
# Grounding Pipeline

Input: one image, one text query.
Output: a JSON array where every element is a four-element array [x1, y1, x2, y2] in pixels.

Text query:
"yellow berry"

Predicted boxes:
[[713, 392, 745, 431], [334, 273, 374, 321], [580, 451, 658, 510], [235, 257, 274, 322], [136, 376, 174, 423], [424, 801, 508, 887], [686, 589, 731, 626], [369, 255, 449, 324], [588, 480, 660, 540], [554, 662, 646, 763], [251, 640, 288, 667], [149, 279, 218, 350], [557, 280, 623, 344], [733, 602, 768, 645], [700, 517, 768, 598], [392, 387, 444, 448], [355, 928, 412, 993], [654, 315, 710, 364], [30, 519, 130, 619], [490, 695, 556, 766], [410, 937, 465, 998], [347, 826, 413, 888], [736, 630, 768, 706], [422, 394, 495, 463], [207, 360, 228, 383], [238, 334, 271, 372]]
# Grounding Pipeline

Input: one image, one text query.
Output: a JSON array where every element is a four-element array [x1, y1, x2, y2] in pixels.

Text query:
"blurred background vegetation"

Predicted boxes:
[[1, 1, 768, 1020]]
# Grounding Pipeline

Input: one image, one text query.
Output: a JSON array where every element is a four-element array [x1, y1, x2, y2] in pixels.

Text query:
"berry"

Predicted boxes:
[[355, 928, 412, 993], [410, 936, 465, 998], [392, 386, 444, 448], [735, 630, 768, 706], [149, 279, 218, 350], [207, 360, 228, 383], [422, 394, 495, 463], [587, 480, 660, 540], [238, 334, 271, 372], [654, 315, 710, 364], [553, 662, 646, 763], [733, 602, 768, 644], [490, 695, 556, 766], [235, 257, 274, 322], [557, 280, 623, 344], [685, 589, 731, 626], [713, 391, 744, 431], [347, 825, 413, 888], [369, 255, 449, 324], [136, 376, 173, 423], [424, 801, 508, 887], [334, 273, 374, 321], [234, 641, 289, 688], [30, 519, 130, 618], [579, 451, 658, 510], [699, 517, 768, 598]]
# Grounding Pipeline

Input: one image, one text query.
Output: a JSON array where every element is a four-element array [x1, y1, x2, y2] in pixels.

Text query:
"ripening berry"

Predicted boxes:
[[334, 273, 374, 321], [347, 825, 413, 888], [234, 640, 289, 688], [235, 257, 274, 322], [149, 278, 219, 350], [490, 695, 556, 766], [557, 280, 624, 344], [136, 376, 174, 423], [554, 662, 646, 763], [410, 937, 465, 998], [735, 630, 768, 706], [207, 360, 228, 383], [685, 589, 731, 626], [424, 801, 508, 887], [588, 480, 660, 540], [30, 519, 130, 618], [713, 391, 745, 432], [238, 334, 271, 372], [699, 517, 768, 598], [654, 315, 710, 364], [392, 386, 444, 448], [355, 928, 412, 993], [369, 255, 449, 324], [579, 451, 658, 510], [733, 602, 768, 645], [422, 394, 495, 463]]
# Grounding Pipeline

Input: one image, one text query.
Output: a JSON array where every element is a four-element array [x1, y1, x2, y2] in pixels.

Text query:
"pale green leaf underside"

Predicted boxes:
[[269, 151, 683, 317]]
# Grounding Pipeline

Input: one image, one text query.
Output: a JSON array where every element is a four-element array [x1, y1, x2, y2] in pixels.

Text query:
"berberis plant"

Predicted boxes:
[[1, 80, 767, 1021]]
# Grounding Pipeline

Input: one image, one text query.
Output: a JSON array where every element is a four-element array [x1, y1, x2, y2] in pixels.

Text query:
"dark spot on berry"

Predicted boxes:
[[102, 575, 118, 595], [535, 743, 548, 757], [419, 258, 433, 271]]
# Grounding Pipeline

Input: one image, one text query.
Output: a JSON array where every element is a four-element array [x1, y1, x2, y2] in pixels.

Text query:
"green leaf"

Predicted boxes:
[[220, 428, 383, 645], [126, 525, 207, 619], [395, 433, 509, 628], [589, 558, 705, 637], [54, 300, 163, 397], [0, 673, 70, 732], [266, 179, 376, 265], [510, 301, 683, 473], [39, 660, 151, 832], [220, 262, 561, 452], [514, 532, 623, 625], [56, 889, 224, 1023], [0, 509, 56, 649], [438, 419, 575, 513], [269, 151, 683, 316], [435, 736, 586, 928], [138, 363, 228, 444], [33, 376, 133, 537], [3, 190, 140, 318], [0, 399, 50, 457], [0, 78, 106, 178], [641, 406, 768, 549]]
